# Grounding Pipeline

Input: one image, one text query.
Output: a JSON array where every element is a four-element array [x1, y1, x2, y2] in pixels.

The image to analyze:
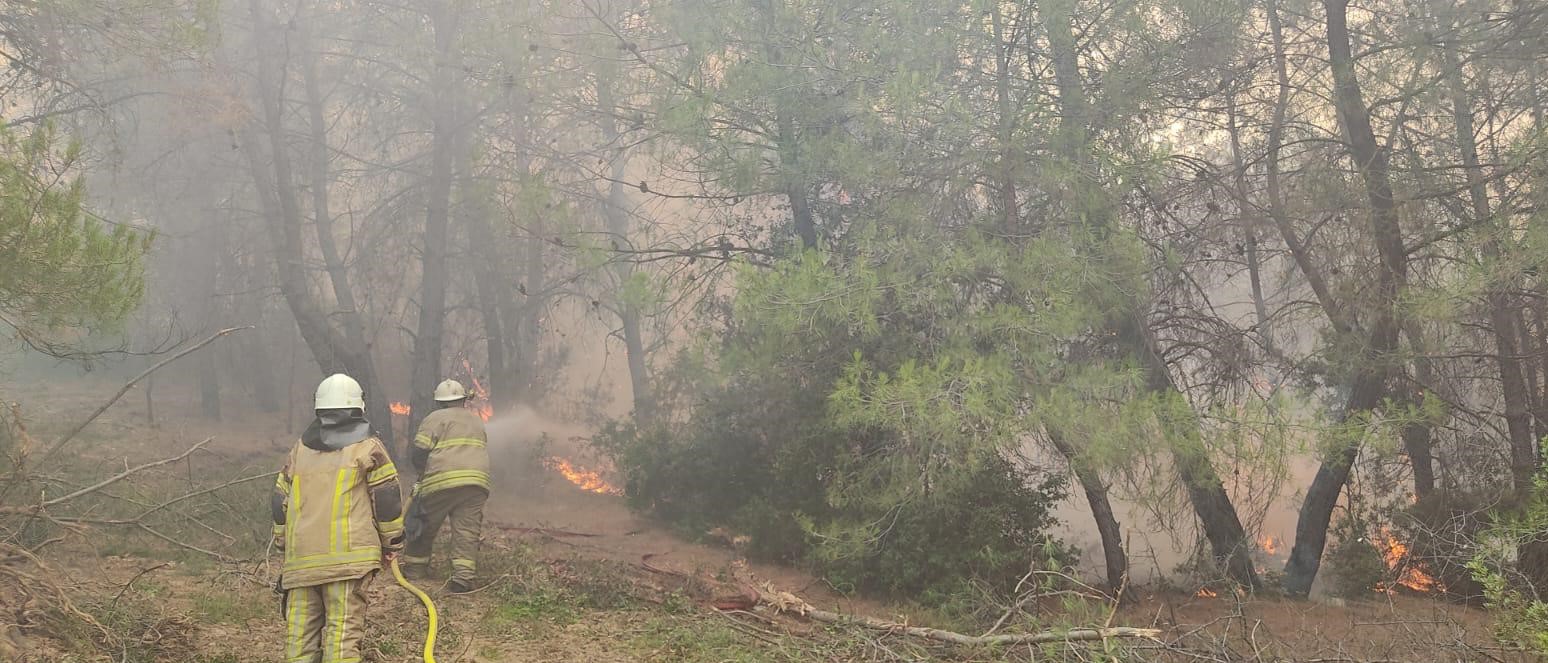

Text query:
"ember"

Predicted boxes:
[[544, 457, 622, 495], [1195, 587, 1219, 599], [390, 401, 411, 416]]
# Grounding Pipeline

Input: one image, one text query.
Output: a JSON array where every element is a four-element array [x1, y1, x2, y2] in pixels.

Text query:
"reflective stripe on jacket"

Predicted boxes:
[[275, 436, 403, 589], [413, 407, 490, 494]]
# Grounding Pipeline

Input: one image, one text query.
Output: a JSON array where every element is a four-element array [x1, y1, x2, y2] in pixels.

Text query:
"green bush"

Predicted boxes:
[[598, 218, 1123, 606], [1469, 473, 1548, 656], [1325, 516, 1385, 600]]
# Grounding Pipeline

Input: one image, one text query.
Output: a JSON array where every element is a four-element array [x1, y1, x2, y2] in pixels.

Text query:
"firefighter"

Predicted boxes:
[[271, 373, 404, 663], [402, 379, 490, 593]]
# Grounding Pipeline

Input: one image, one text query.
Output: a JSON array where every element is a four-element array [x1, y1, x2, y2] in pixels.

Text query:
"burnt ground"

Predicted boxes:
[[0, 377, 1532, 662]]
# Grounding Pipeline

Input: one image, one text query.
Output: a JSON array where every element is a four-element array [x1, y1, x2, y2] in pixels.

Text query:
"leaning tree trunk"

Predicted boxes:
[[1283, 0, 1410, 598], [1047, 429, 1128, 593], [409, 0, 462, 439], [1043, 0, 1258, 589]]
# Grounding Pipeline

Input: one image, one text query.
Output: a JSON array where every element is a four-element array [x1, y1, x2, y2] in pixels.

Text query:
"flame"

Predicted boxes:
[[390, 402, 411, 416], [1260, 536, 1281, 556], [461, 359, 494, 422], [1195, 587, 1218, 599], [1374, 525, 1442, 593], [543, 457, 622, 495]]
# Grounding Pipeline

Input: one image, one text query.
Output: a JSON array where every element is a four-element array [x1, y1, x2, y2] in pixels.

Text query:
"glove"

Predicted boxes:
[[274, 575, 287, 619], [272, 524, 286, 552]]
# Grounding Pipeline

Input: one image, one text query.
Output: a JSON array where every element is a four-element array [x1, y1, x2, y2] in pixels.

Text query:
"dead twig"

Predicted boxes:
[[109, 563, 170, 610], [30, 327, 249, 470], [38, 438, 214, 508]]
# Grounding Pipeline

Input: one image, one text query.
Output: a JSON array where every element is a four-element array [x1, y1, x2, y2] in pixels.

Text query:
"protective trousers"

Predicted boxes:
[[284, 574, 371, 663], [402, 484, 487, 584]]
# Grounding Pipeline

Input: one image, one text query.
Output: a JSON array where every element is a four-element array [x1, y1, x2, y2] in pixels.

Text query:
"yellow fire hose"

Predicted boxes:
[[390, 557, 440, 663]]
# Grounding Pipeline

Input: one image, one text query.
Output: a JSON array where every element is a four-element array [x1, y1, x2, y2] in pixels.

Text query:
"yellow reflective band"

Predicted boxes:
[[331, 582, 347, 662], [342, 467, 355, 551], [451, 558, 476, 570], [285, 588, 307, 660], [414, 434, 434, 450], [286, 475, 301, 554], [417, 470, 491, 494], [275, 473, 291, 494], [283, 549, 381, 573], [378, 516, 404, 538], [434, 437, 485, 448], [330, 468, 348, 554], [367, 463, 398, 485], [402, 555, 431, 565]]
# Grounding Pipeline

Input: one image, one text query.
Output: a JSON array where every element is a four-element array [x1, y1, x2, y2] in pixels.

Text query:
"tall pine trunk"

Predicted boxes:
[[1044, 0, 1258, 589], [409, 0, 461, 439], [1283, 0, 1409, 597]]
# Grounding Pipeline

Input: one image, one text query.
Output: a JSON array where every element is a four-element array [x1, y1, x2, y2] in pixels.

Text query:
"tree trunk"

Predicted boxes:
[[300, 18, 391, 446], [1283, 0, 1409, 598], [1047, 428, 1127, 594], [596, 67, 655, 423], [409, 0, 461, 438], [1442, 33, 1537, 493], [990, 4, 1019, 230], [1043, 0, 1258, 589], [1226, 93, 1273, 346], [1400, 322, 1437, 498]]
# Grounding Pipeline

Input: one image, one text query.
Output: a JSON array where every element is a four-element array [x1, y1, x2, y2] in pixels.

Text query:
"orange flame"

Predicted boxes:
[[1195, 587, 1219, 599], [461, 359, 494, 422], [543, 457, 622, 495], [1374, 525, 1442, 593], [390, 402, 411, 416], [1260, 536, 1281, 556]]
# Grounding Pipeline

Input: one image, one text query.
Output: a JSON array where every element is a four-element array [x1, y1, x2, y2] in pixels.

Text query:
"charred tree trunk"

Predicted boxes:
[[1283, 0, 1409, 598], [409, 0, 462, 437], [1044, 0, 1258, 590]]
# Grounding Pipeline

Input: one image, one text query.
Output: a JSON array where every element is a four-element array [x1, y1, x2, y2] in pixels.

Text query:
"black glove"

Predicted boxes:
[[274, 576, 287, 619]]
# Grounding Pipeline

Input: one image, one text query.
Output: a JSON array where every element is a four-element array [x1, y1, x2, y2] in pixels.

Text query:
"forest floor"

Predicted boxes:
[[0, 377, 1532, 662]]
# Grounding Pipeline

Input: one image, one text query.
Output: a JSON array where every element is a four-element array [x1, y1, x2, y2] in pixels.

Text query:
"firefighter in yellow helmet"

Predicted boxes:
[[271, 373, 404, 663], [402, 379, 490, 593]]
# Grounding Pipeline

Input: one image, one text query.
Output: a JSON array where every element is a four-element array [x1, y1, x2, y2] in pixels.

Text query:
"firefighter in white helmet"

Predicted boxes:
[[271, 373, 404, 663], [401, 378, 490, 593]]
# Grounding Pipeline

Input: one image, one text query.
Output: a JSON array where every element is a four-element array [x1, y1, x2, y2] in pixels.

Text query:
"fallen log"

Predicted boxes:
[[749, 584, 1162, 647]]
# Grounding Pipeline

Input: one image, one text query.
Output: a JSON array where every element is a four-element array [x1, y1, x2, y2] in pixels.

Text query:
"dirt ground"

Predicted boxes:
[[0, 377, 1535, 662]]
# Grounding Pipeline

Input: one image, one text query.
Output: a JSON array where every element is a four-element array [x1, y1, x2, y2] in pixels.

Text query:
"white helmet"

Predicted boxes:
[[315, 373, 366, 410], [433, 379, 468, 402]]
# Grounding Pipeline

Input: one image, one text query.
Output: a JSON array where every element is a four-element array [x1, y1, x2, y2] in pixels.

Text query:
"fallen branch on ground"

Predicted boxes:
[[740, 584, 1163, 647], [31, 326, 249, 469]]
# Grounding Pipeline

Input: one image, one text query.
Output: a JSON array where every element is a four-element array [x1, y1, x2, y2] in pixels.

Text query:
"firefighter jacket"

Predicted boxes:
[[271, 430, 404, 590], [412, 407, 490, 495]]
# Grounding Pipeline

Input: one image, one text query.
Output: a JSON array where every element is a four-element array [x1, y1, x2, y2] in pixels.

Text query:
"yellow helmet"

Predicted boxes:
[[315, 373, 365, 410], [433, 379, 468, 402]]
